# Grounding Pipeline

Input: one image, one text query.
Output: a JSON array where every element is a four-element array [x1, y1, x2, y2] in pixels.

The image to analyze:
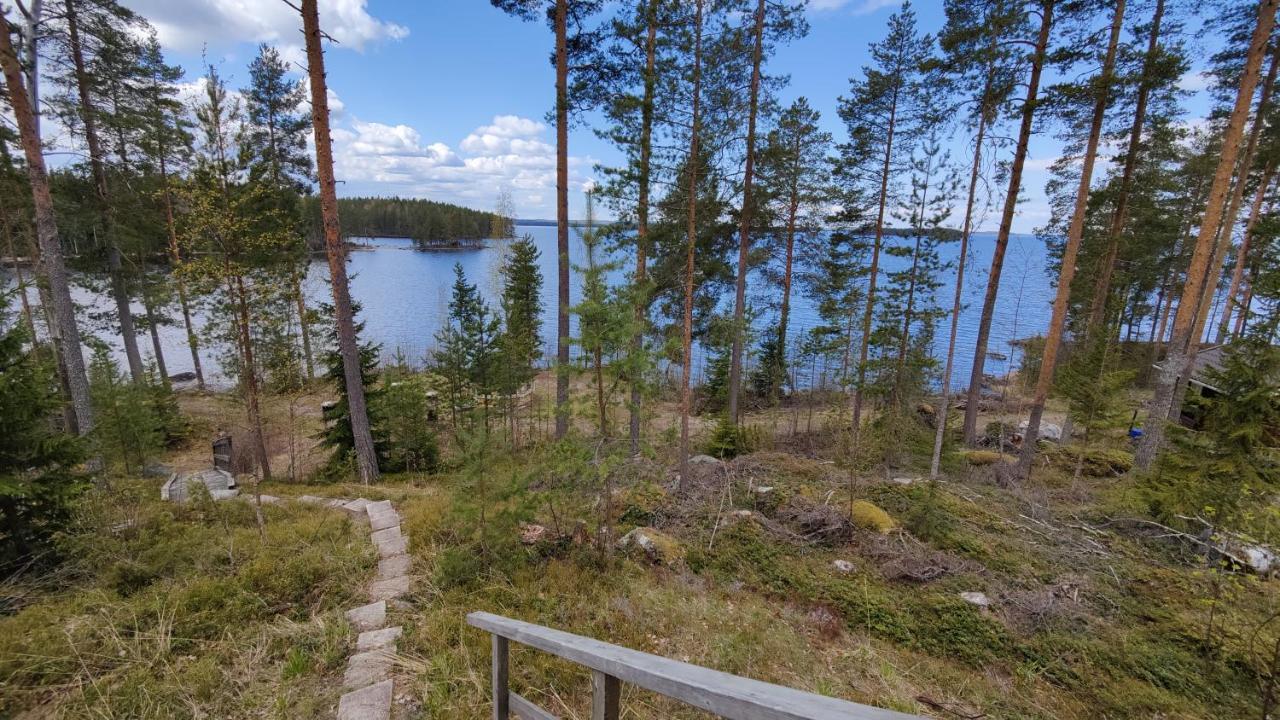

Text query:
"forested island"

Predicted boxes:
[[304, 196, 500, 248]]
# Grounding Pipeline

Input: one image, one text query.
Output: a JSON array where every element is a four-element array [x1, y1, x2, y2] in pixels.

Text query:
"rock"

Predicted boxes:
[[345, 601, 386, 632], [342, 498, 373, 519], [369, 574, 412, 602], [344, 649, 394, 689], [755, 485, 774, 496], [849, 500, 896, 534], [689, 454, 721, 465], [337, 679, 393, 720], [960, 591, 992, 607], [832, 559, 854, 573], [167, 371, 197, 383], [370, 526, 402, 546], [1018, 420, 1062, 443], [618, 527, 684, 565], [356, 626, 402, 652], [519, 523, 549, 545], [1243, 545, 1277, 574], [142, 462, 172, 478], [963, 450, 1003, 466], [374, 532, 408, 558], [890, 476, 918, 486], [727, 509, 758, 524]]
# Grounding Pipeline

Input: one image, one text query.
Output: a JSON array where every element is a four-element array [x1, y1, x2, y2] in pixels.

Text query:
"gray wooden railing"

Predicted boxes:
[[467, 611, 927, 720]]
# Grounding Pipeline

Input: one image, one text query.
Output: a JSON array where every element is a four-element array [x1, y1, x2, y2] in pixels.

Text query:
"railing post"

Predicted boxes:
[[492, 634, 510, 720], [591, 670, 619, 720]]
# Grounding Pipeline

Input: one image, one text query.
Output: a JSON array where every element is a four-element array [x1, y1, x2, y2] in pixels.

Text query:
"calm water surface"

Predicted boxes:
[[6, 223, 1057, 389]]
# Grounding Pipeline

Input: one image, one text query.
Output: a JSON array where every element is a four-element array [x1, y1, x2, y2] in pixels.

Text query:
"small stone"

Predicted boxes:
[[377, 555, 411, 580], [258, 494, 282, 505], [890, 476, 918, 486], [689, 454, 721, 465], [728, 509, 758, 523], [342, 498, 373, 520], [337, 679, 392, 720], [356, 626, 402, 652], [326, 498, 350, 509], [344, 649, 394, 689], [345, 601, 386, 632], [369, 575, 412, 602], [617, 527, 684, 565], [297, 495, 326, 504], [755, 486, 774, 495], [519, 523, 549, 545], [960, 591, 992, 607], [832, 559, 854, 573]]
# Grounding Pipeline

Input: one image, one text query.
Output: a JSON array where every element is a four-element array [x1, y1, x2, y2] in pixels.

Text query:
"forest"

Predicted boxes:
[[1, 0, 1280, 718], [306, 196, 498, 247]]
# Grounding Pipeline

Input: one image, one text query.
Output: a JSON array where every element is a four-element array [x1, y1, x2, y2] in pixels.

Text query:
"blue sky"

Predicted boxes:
[[118, 0, 1220, 233]]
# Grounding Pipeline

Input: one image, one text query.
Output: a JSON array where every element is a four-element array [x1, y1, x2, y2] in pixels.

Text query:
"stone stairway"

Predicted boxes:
[[291, 495, 412, 720]]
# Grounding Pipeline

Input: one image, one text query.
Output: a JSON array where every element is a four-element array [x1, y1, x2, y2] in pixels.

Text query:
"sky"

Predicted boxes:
[[113, 0, 1223, 233]]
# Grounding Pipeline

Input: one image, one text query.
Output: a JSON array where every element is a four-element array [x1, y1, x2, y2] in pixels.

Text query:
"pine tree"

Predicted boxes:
[[499, 234, 544, 393], [243, 43, 317, 379], [754, 97, 831, 404], [962, 0, 1053, 446], [434, 265, 503, 432], [573, 190, 631, 437], [316, 304, 389, 479], [490, 0, 603, 439], [0, 302, 85, 570], [299, 0, 381, 482], [0, 11, 95, 438], [835, 1, 933, 444], [88, 346, 163, 475]]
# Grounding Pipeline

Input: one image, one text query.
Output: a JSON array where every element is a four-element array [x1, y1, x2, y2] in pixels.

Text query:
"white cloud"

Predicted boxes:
[[806, 0, 852, 10], [122, 0, 407, 54], [1178, 71, 1211, 93], [331, 113, 593, 218]]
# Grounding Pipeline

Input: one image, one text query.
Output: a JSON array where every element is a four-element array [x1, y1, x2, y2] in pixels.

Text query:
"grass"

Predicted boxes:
[[0, 478, 370, 718]]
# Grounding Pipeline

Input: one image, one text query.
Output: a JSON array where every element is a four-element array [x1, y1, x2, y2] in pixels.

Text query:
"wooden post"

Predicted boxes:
[[492, 635, 509, 720], [591, 670, 620, 720]]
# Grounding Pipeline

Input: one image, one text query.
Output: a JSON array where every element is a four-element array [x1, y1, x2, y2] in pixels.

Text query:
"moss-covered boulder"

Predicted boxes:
[[850, 500, 896, 534], [964, 450, 1005, 466], [618, 527, 684, 565]]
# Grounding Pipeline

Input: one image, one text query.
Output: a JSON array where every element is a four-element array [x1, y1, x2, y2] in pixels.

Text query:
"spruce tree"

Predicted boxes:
[[316, 304, 389, 478]]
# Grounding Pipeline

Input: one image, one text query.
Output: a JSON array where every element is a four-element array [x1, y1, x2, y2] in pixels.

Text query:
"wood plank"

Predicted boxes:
[[492, 634, 509, 720], [468, 612, 923, 720], [510, 692, 558, 720], [591, 671, 620, 720]]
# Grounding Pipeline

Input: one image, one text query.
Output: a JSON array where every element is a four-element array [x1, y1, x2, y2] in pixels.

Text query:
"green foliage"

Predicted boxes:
[[0, 313, 85, 570], [379, 370, 440, 474], [1140, 329, 1280, 530], [498, 234, 543, 394], [706, 415, 755, 459], [433, 264, 503, 431], [311, 196, 493, 244], [315, 303, 391, 480], [89, 347, 165, 474]]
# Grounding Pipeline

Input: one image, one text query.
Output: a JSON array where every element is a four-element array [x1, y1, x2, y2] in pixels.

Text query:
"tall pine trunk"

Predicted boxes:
[[1136, 0, 1278, 470], [0, 190, 37, 341], [159, 151, 205, 389], [230, 272, 272, 479], [1085, 0, 1165, 330], [1218, 166, 1276, 341], [1017, 0, 1125, 481], [65, 0, 145, 383], [930, 99, 990, 478], [962, 0, 1054, 446], [0, 14, 94, 436], [140, 269, 170, 390], [851, 82, 897, 446], [726, 0, 766, 425], [680, 0, 704, 488], [301, 0, 380, 483], [629, 5, 658, 455], [554, 0, 572, 439]]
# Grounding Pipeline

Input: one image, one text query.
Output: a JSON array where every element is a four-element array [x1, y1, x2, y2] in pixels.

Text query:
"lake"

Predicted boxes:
[[5, 223, 1057, 390]]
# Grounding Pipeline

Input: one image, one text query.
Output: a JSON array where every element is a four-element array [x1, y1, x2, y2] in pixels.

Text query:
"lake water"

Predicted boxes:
[[5, 223, 1057, 390]]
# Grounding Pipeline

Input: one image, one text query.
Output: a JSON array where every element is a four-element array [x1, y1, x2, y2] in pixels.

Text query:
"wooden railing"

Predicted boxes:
[[467, 611, 927, 720]]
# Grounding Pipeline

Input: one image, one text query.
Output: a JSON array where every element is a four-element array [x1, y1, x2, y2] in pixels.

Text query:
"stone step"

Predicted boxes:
[[296, 494, 327, 504], [365, 500, 394, 516], [369, 574, 412, 602], [377, 554, 411, 580], [325, 498, 351, 509], [370, 525, 401, 545], [341, 498, 373, 523], [368, 510, 400, 532], [257, 494, 282, 505], [344, 600, 386, 632], [337, 678, 392, 720], [356, 626, 402, 652], [344, 649, 395, 689], [374, 532, 408, 558]]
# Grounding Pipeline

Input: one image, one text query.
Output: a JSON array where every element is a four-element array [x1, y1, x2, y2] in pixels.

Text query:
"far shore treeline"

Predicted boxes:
[[304, 196, 499, 247]]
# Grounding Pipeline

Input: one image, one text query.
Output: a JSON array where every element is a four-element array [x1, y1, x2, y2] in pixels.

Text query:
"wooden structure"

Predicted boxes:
[[468, 611, 925, 720]]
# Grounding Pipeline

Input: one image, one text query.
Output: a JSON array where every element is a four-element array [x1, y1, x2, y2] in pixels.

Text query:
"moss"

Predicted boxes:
[[963, 450, 1005, 466], [850, 500, 896, 533]]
